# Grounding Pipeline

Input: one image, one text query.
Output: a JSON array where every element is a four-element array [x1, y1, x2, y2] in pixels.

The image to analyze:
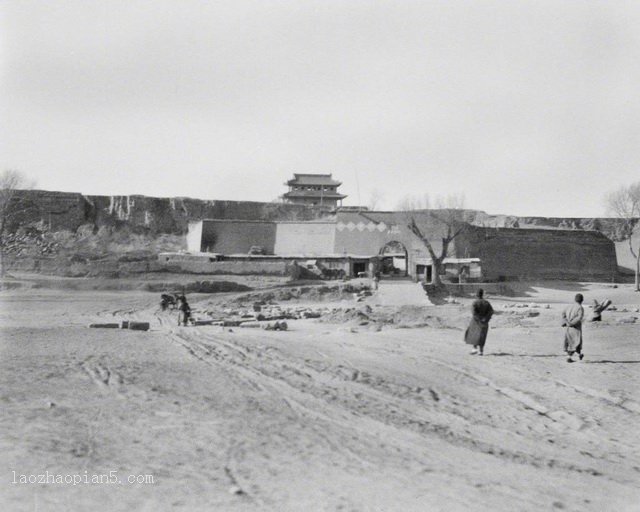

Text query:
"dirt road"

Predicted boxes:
[[1, 287, 639, 511]]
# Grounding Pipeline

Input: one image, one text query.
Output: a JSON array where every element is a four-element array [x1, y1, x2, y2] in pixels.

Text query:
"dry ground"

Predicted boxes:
[[0, 280, 639, 512]]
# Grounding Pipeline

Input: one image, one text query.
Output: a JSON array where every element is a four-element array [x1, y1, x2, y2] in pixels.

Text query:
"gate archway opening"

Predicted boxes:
[[378, 241, 409, 277]]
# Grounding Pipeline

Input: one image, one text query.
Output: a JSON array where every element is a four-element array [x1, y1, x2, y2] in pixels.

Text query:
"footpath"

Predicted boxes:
[[367, 280, 433, 306]]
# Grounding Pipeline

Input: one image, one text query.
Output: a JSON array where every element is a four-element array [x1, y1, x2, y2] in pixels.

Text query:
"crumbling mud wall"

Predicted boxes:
[[455, 226, 617, 281], [8, 190, 332, 235], [7, 190, 630, 238], [5, 190, 88, 232]]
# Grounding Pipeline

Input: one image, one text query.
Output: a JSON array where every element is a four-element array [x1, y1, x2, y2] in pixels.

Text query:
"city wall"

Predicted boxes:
[[455, 226, 617, 281], [9, 190, 331, 234], [191, 212, 619, 281], [3, 190, 626, 281]]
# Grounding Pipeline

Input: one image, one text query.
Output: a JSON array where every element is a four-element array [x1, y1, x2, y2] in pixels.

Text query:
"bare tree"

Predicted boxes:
[[406, 195, 467, 287], [434, 193, 465, 211], [396, 193, 430, 211], [606, 182, 640, 291], [367, 188, 384, 211], [0, 170, 34, 276]]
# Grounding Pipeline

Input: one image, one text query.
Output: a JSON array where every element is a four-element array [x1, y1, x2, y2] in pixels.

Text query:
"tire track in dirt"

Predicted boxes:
[[162, 328, 385, 506], [550, 377, 640, 414], [78, 355, 152, 403], [400, 349, 640, 462], [164, 328, 616, 480], [370, 332, 635, 430], [431, 353, 636, 445], [165, 329, 423, 469], [370, 332, 640, 477], [79, 358, 125, 396]]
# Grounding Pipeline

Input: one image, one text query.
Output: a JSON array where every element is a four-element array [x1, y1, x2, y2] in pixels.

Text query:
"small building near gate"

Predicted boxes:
[[414, 257, 482, 284]]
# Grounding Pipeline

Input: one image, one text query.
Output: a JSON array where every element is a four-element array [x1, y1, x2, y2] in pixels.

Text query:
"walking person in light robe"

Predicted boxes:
[[562, 293, 585, 363]]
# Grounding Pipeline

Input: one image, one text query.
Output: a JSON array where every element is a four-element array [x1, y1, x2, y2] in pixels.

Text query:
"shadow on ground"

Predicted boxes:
[[485, 353, 640, 364]]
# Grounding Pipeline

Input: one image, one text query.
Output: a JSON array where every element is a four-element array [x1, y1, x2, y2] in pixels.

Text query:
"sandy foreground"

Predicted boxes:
[[0, 281, 639, 512]]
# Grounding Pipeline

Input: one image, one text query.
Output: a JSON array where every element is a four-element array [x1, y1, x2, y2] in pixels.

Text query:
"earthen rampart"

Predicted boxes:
[[455, 226, 617, 281], [8, 190, 333, 235]]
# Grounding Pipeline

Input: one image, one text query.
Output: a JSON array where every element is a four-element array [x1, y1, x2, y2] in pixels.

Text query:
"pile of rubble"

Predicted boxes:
[[499, 303, 546, 319], [229, 283, 370, 305], [1, 232, 60, 256], [191, 302, 337, 329], [355, 288, 373, 302], [502, 302, 550, 310], [605, 305, 640, 313], [191, 302, 438, 331]]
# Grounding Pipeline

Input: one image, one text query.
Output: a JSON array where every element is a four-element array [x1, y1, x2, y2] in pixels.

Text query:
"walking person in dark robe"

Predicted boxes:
[[177, 295, 191, 326], [562, 293, 584, 362], [464, 289, 494, 355]]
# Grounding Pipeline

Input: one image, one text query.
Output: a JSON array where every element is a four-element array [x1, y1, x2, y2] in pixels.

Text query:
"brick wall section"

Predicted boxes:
[[455, 226, 617, 281], [274, 222, 336, 255], [186, 221, 203, 252], [333, 211, 443, 255], [200, 220, 277, 254]]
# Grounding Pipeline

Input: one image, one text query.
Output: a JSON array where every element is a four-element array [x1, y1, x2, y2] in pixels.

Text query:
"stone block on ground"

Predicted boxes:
[[192, 319, 218, 326], [128, 321, 150, 331], [238, 321, 261, 328], [264, 320, 288, 331]]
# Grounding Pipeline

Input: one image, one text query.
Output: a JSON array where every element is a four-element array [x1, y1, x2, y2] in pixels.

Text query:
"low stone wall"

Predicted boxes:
[[163, 259, 290, 276], [443, 283, 519, 297], [3, 254, 161, 277]]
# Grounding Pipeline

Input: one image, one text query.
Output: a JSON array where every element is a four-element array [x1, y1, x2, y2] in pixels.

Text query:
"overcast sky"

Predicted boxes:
[[1, 1, 639, 217]]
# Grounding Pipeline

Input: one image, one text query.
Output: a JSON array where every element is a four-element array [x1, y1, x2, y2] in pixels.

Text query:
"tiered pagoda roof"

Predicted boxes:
[[286, 173, 342, 187]]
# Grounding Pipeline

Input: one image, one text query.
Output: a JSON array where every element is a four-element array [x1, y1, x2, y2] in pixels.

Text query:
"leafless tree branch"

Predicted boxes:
[[605, 182, 640, 290]]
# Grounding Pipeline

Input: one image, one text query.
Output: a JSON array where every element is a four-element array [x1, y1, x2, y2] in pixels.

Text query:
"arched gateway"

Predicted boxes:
[[378, 241, 409, 277]]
